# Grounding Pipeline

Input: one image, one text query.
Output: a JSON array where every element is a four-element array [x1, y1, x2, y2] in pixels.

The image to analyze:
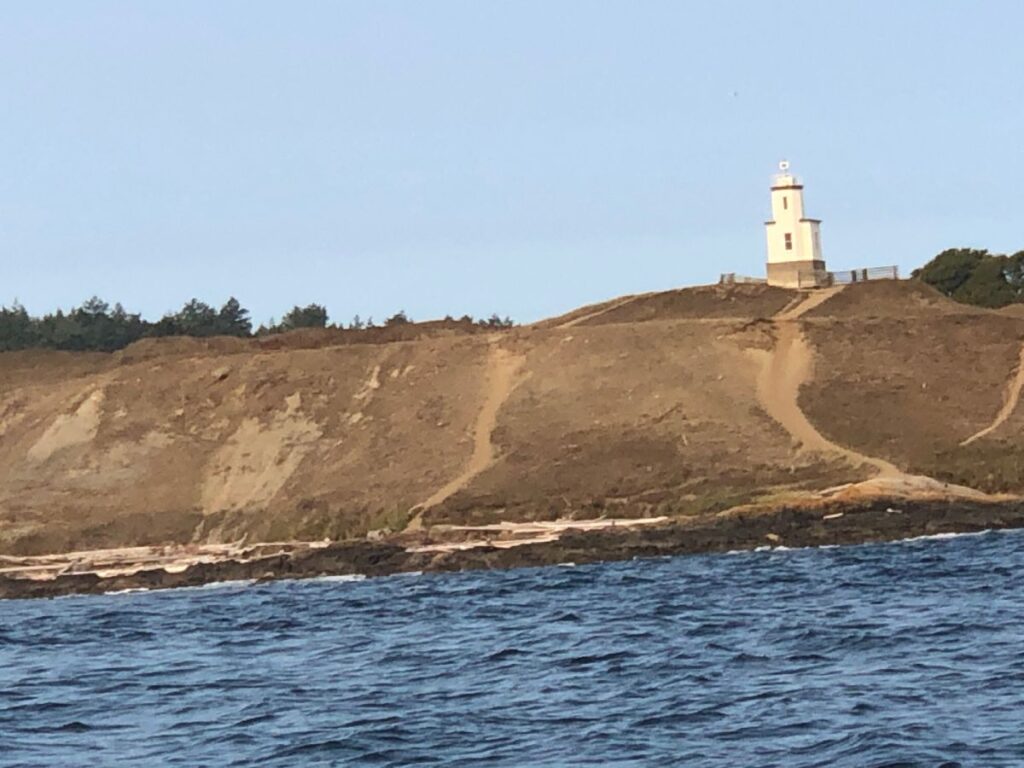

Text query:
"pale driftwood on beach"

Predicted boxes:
[[407, 517, 670, 554]]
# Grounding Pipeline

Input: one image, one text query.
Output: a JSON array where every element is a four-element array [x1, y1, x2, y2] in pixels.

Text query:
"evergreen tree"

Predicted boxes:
[[171, 299, 218, 336], [280, 303, 329, 330], [913, 249, 988, 298], [216, 297, 252, 337], [0, 303, 35, 351], [915, 248, 1024, 308]]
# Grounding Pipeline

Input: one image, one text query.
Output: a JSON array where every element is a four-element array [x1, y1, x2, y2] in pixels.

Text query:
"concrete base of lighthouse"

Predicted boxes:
[[766, 260, 830, 289]]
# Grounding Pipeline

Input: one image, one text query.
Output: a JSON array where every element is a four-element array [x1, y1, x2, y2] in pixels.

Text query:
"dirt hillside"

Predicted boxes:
[[2, 280, 1023, 555]]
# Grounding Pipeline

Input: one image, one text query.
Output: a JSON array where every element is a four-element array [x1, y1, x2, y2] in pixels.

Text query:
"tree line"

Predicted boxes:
[[0, 298, 513, 353], [914, 248, 1024, 308]]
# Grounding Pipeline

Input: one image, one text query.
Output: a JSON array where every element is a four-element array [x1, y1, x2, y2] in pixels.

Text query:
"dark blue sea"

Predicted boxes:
[[3, 530, 1024, 767]]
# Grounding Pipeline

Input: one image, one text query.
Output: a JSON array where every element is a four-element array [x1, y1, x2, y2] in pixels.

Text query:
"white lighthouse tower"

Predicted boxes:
[[764, 161, 828, 288]]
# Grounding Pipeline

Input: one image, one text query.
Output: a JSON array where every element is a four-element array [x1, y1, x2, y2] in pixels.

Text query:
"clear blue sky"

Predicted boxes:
[[1, 1, 1021, 325]]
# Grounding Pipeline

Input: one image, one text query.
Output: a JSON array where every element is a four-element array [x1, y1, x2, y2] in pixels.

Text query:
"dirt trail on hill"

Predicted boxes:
[[774, 287, 844, 321], [557, 295, 641, 328], [757, 289, 998, 500], [412, 341, 527, 517], [756, 287, 902, 477], [961, 343, 1024, 446]]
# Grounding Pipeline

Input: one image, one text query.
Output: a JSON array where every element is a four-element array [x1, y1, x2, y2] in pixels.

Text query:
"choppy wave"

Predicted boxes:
[[4, 530, 1024, 766]]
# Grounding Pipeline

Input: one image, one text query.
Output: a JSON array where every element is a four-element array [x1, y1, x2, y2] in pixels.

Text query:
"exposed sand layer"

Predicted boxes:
[[201, 393, 323, 514], [28, 388, 106, 463]]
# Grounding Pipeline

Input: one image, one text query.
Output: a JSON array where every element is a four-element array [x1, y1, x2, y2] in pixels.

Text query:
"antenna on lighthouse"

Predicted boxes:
[[778, 160, 790, 172]]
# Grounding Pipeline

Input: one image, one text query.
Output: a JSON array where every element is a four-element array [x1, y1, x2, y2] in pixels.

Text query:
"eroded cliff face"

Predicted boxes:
[[1, 281, 1022, 555]]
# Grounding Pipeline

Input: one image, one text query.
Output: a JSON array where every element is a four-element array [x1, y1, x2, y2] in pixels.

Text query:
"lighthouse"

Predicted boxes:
[[764, 161, 828, 288]]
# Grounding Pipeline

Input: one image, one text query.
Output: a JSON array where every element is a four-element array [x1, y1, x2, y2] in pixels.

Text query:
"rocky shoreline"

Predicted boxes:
[[3, 497, 1024, 600]]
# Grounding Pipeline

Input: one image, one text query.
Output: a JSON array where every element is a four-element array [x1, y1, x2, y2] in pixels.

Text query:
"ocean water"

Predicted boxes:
[[3, 532, 1024, 767]]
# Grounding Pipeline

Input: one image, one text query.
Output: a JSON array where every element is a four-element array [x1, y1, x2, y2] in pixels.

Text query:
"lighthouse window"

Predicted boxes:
[[784, 233, 793, 250], [783, 196, 788, 210]]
